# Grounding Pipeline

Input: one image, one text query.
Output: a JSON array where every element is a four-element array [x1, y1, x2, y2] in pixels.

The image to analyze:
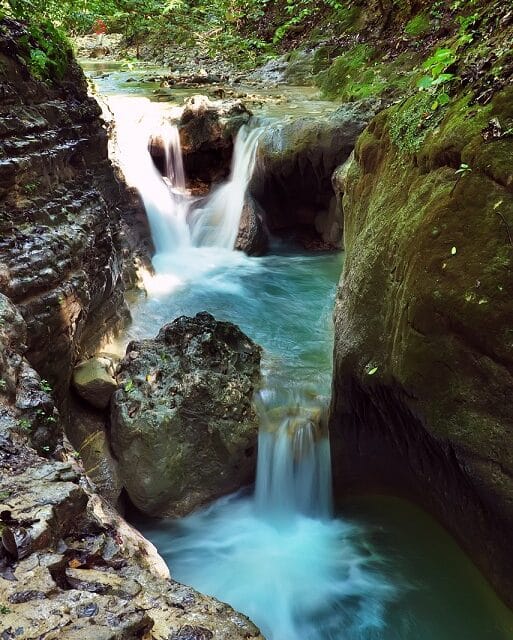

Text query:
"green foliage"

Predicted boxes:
[[455, 162, 472, 177], [0, 604, 11, 615], [316, 45, 413, 101], [404, 12, 430, 37], [2, 2, 73, 82], [417, 47, 457, 111], [316, 43, 378, 99], [40, 378, 52, 393]]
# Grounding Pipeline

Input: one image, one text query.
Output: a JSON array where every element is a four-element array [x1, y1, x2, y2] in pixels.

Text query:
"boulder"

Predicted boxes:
[[72, 356, 117, 409], [249, 100, 380, 242], [235, 194, 269, 256], [110, 312, 261, 516]]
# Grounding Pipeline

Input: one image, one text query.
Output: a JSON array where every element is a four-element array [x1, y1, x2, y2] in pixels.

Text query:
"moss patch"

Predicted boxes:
[[404, 12, 431, 37]]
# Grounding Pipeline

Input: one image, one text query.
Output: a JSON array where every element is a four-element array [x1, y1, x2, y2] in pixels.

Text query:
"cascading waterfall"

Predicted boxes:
[[109, 93, 262, 262], [142, 402, 397, 640], [118, 98, 398, 639], [100, 75, 513, 640], [255, 405, 332, 520], [189, 126, 263, 249]]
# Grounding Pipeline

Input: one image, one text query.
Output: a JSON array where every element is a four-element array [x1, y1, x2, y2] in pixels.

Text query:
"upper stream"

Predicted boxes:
[[86, 62, 513, 640]]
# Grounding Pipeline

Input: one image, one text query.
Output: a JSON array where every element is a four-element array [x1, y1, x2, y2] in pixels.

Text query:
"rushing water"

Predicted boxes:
[[87, 63, 513, 640]]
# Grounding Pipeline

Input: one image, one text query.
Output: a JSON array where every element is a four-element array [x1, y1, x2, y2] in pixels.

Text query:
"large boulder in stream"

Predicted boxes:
[[249, 99, 380, 245], [111, 312, 262, 516]]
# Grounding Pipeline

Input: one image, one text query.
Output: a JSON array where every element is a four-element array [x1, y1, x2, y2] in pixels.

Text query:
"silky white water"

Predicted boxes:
[[100, 75, 513, 640]]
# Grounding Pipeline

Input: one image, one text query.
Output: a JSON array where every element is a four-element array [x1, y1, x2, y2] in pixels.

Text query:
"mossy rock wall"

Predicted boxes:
[[330, 87, 513, 604]]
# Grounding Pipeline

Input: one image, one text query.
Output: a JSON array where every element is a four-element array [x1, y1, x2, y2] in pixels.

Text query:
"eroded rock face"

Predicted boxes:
[[250, 100, 379, 245], [111, 312, 261, 516], [0, 20, 128, 403], [330, 88, 513, 605]]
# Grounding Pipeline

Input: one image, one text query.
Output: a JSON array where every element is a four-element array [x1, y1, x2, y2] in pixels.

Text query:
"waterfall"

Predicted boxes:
[[108, 94, 262, 264], [255, 405, 332, 521], [189, 126, 263, 249]]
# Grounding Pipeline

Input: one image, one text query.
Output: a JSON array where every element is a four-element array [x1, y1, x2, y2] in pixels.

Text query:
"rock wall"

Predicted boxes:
[[330, 87, 513, 604], [0, 294, 263, 639], [250, 100, 379, 247], [0, 19, 128, 402]]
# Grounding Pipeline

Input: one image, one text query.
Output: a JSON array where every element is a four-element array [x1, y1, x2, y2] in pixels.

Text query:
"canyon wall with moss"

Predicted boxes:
[[330, 56, 513, 607]]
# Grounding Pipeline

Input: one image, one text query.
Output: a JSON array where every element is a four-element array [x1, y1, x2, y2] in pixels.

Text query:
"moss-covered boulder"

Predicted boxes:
[[330, 86, 513, 604], [110, 312, 261, 517]]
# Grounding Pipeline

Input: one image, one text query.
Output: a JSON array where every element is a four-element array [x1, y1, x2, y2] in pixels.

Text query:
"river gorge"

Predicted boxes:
[[1, 13, 513, 639]]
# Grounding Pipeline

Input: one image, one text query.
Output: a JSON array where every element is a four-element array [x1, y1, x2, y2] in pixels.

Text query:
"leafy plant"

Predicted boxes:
[[17, 418, 32, 431], [417, 48, 457, 110], [40, 379, 52, 393]]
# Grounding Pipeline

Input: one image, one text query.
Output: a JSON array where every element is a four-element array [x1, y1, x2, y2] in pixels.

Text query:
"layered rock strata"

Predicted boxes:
[[0, 20, 128, 402]]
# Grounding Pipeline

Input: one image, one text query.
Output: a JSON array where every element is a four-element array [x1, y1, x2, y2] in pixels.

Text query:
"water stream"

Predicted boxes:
[[87, 63, 513, 640]]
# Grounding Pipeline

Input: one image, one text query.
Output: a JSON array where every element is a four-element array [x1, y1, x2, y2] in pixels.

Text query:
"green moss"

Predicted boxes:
[[332, 5, 361, 35], [316, 44, 379, 100], [389, 92, 447, 154], [404, 12, 431, 37]]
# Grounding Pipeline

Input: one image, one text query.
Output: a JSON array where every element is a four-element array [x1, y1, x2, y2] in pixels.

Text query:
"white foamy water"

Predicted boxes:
[[107, 95, 262, 269], [112, 99, 397, 639], [143, 416, 398, 640]]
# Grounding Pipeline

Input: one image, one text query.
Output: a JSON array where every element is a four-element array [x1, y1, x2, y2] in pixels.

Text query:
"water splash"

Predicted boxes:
[[189, 126, 263, 249], [255, 404, 332, 520], [107, 94, 262, 265], [141, 405, 398, 640]]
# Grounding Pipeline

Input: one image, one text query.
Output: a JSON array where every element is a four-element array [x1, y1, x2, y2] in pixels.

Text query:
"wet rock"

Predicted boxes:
[[110, 312, 261, 516], [0, 22, 130, 404], [330, 86, 513, 606], [235, 195, 269, 256], [150, 95, 251, 189], [0, 311, 263, 640], [72, 356, 117, 410], [250, 100, 380, 244]]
